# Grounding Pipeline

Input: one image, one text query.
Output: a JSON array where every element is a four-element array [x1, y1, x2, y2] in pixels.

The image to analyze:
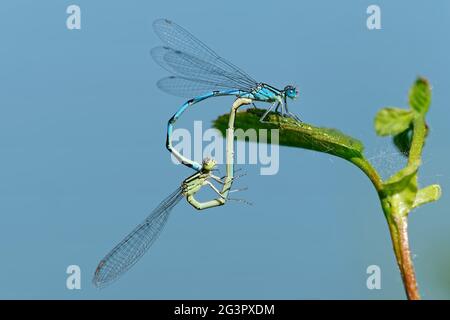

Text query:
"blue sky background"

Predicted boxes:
[[0, 1, 449, 299]]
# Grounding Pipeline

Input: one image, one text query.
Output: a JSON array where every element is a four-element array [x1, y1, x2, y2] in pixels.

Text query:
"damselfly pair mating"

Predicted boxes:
[[93, 19, 301, 287]]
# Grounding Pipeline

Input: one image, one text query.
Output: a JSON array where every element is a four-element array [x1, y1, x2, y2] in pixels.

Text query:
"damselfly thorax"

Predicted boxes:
[[250, 83, 284, 102], [181, 170, 212, 196]]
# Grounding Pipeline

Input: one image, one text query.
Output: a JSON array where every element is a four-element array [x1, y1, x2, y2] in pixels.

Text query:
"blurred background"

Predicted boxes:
[[0, 0, 449, 299]]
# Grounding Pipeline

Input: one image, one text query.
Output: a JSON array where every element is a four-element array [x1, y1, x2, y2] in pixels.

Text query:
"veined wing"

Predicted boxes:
[[152, 19, 257, 86], [151, 46, 255, 91], [93, 187, 183, 288], [152, 19, 258, 93], [156, 76, 242, 98]]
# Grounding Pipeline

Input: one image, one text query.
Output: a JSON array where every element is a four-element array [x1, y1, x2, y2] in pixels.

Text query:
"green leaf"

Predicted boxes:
[[409, 77, 431, 114], [384, 164, 419, 193], [374, 108, 414, 136], [412, 184, 442, 209], [383, 164, 419, 216], [213, 108, 364, 160]]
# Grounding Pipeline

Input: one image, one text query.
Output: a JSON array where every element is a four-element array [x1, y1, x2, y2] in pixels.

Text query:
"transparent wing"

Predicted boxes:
[[157, 76, 241, 98], [151, 46, 255, 91], [153, 19, 257, 85], [93, 187, 183, 288], [152, 19, 258, 96]]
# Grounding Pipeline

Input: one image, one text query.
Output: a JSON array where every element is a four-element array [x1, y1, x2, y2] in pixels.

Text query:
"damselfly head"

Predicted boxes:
[[202, 157, 217, 172], [284, 85, 298, 100]]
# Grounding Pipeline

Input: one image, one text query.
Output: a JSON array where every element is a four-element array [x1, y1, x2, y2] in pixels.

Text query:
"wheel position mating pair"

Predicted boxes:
[[93, 19, 301, 287]]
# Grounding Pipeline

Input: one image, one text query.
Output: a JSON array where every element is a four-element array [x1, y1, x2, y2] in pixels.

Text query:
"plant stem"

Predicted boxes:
[[349, 118, 427, 300], [386, 214, 420, 300], [408, 116, 426, 166], [388, 115, 427, 300]]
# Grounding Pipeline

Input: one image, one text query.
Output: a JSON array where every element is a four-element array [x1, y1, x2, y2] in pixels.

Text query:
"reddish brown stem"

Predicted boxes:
[[386, 214, 420, 299]]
